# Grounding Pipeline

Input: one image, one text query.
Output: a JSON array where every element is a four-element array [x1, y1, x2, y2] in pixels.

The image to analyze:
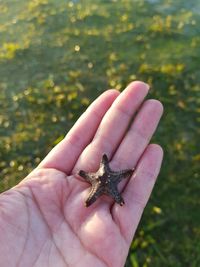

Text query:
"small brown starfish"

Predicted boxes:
[[78, 154, 134, 207]]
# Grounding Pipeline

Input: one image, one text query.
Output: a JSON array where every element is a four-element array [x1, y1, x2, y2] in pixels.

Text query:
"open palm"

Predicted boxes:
[[0, 81, 163, 267]]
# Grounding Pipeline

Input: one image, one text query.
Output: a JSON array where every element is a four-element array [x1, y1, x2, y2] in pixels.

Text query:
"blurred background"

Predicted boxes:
[[0, 0, 200, 266]]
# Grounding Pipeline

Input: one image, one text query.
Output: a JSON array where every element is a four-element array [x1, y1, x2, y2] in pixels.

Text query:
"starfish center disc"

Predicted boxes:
[[99, 173, 109, 185]]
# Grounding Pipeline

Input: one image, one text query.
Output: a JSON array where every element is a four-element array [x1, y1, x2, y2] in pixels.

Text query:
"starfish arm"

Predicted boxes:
[[100, 154, 113, 173], [100, 154, 109, 167], [113, 169, 134, 183], [107, 186, 125, 206], [85, 183, 103, 207], [78, 170, 92, 183]]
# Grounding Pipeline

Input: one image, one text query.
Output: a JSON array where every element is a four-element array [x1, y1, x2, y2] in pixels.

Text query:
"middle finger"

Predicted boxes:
[[73, 81, 149, 173]]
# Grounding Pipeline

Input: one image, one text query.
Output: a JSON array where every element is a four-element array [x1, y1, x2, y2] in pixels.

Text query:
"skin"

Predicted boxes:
[[0, 81, 163, 267]]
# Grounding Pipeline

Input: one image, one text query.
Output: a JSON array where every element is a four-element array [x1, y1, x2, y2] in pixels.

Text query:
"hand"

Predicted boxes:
[[0, 81, 163, 267]]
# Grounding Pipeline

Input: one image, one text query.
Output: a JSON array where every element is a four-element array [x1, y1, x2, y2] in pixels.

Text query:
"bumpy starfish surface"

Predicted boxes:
[[78, 154, 134, 207]]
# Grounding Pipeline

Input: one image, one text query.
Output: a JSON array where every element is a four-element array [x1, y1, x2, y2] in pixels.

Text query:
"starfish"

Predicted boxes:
[[78, 154, 134, 207]]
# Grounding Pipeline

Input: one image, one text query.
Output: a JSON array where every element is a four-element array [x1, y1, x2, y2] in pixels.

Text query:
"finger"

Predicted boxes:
[[73, 81, 149, 173], [112, 144, 163, 244], [110, 99, 163, 171], [38, 89, 119, 174]]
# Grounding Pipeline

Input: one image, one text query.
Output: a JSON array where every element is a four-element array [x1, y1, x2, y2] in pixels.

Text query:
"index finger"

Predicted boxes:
[[38, 89, 119, 174]]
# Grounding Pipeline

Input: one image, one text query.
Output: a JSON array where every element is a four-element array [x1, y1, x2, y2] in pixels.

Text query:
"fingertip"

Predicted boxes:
[[146, 143, 164, 165], [102, 89, 120, 98], [112, 80, 150, 111], [145, 99, 164, 115], [127, 80, 150, 92]]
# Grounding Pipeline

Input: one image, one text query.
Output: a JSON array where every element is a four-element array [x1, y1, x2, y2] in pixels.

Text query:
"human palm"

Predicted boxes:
[[0, 81, 163, 267]]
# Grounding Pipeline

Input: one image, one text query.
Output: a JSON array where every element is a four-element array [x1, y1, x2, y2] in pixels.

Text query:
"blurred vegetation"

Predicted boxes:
[[0, 0, 200, 266]]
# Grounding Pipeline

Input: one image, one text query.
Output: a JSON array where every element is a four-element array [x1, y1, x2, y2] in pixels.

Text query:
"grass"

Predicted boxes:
[[0, 0, 200, 266]]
